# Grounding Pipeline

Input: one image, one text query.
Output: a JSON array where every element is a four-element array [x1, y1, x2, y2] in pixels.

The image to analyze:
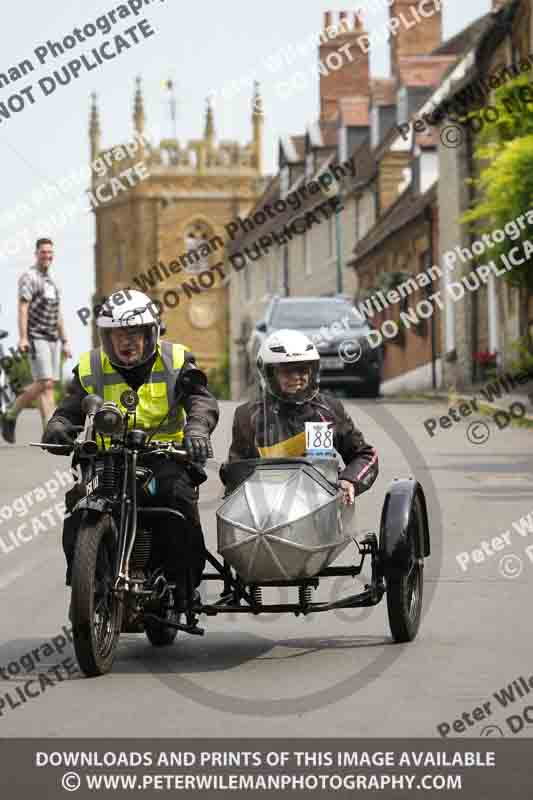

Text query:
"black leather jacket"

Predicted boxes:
[[223, 392, 378, 496]]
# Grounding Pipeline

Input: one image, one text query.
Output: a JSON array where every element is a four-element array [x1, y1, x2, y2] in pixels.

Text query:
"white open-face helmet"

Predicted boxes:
[[96, 289, 160, 370], [257, 329, 320, 404]]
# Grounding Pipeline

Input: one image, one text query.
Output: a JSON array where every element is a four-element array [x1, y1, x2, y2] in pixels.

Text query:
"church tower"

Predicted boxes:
[[89, 78, 265, 375]]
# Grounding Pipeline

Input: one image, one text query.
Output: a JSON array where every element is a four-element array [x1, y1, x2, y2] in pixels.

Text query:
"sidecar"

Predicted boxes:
[[196, 455, 430, 643]]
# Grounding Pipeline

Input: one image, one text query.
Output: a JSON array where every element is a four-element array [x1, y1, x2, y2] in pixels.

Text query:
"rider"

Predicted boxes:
[[42, 289, 219, 612], [221, 329, 378, 504]]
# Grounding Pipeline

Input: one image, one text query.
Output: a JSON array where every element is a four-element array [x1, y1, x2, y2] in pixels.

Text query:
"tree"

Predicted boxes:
[[461, 74, 533, 291]]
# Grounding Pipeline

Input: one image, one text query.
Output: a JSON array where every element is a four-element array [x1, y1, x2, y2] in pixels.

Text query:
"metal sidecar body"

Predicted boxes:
[[216, 456, 354, 582]]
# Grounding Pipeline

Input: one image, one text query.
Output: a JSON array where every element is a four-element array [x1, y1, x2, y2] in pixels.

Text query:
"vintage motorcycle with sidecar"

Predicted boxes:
[[32, 369, 430, 677]]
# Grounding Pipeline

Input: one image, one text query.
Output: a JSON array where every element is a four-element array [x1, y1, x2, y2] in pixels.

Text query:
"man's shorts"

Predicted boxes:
[[29, 338, 60, 381]]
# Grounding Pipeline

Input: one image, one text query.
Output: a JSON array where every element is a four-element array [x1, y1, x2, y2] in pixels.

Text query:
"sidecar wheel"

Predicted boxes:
[[71, 514, 122, 677], [386, 495, 424, 643]]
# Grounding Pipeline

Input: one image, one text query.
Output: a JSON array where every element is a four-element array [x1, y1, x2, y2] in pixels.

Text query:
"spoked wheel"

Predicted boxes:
[[386, 495, 424, 643], [71, 514, 123, 676]]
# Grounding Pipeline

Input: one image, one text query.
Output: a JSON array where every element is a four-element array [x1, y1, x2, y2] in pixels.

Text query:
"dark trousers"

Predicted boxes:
[[62, 458, 206, 588]]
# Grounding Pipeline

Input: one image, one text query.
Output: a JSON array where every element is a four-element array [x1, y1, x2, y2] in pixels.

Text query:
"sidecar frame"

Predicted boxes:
[[187, 473, 430, 621]]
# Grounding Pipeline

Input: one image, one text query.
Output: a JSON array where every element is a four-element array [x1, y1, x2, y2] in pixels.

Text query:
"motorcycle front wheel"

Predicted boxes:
[[71, 514, 123, 677]]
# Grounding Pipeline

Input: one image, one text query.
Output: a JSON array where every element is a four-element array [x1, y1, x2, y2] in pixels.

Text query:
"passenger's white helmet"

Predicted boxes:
[[257, 329, 320, 404], [96, 289, 160, 370]]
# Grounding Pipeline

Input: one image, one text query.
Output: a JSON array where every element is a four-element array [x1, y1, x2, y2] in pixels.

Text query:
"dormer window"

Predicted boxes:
[[397, 87, 408, 126], [338, 126, 347, 163]]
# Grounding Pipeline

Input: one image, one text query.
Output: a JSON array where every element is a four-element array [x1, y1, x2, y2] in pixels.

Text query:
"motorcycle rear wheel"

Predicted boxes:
[[71, 514, 123, 677]]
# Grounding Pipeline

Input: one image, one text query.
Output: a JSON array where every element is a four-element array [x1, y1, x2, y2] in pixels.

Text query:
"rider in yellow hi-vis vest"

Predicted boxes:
[[78, 341, 188, 445], [42, 289, 219, 615]]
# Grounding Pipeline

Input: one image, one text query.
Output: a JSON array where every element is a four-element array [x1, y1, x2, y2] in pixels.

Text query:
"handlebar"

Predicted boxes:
[[30, 440, 212, 463]]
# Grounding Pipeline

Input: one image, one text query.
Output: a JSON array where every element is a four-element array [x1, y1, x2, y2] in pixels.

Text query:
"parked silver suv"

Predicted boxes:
[[247, 296, 382, 397]]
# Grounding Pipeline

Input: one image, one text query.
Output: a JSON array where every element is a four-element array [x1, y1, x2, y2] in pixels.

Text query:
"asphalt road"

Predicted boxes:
[[1, 399, 532, 738]]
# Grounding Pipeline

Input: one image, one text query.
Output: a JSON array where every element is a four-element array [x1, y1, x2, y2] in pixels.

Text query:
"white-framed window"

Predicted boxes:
[[397, 87, 408, 125], [338, 125, 348, 164]]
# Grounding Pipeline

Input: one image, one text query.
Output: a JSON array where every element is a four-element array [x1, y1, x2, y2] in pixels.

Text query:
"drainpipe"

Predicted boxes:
[[335, 206, 343, 295], [425, 205, 437, 390], [465, 122, 479, 386]]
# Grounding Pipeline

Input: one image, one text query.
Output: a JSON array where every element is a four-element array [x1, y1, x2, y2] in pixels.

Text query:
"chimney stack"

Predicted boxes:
[[319, 10, 369, 120], [389, 0, 442, 80]]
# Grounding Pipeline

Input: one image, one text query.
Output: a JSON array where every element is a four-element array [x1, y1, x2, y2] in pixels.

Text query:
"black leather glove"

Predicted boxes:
[[183, 426, 212, 462], [42, 416, 77, 455]]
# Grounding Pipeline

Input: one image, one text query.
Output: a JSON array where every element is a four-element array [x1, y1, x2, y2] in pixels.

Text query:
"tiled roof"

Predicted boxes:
[[432, 13, 492, 57]]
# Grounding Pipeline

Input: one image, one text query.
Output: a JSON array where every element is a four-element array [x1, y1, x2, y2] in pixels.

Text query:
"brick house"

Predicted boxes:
[[345, 1, 486, 393], [228, 11, 374, 398], [433, 0, 533, 389]]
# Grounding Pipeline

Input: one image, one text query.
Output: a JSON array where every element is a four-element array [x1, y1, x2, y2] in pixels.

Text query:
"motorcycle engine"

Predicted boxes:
[[130, 528, 152, 577]]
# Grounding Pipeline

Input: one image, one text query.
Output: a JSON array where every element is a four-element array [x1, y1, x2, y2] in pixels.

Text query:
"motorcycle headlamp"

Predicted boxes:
[[93, 401, 124, 437]]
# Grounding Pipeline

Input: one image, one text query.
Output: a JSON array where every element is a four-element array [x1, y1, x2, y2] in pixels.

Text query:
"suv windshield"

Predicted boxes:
[[271, 302, 365, 330]]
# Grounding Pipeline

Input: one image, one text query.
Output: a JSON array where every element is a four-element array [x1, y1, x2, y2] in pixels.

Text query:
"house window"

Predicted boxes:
[[338, 126, 348, 164], [305, 152, 314, 178], [397, 87, 408, 125]]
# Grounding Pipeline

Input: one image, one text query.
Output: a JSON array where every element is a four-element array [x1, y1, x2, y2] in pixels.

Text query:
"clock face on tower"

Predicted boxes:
[[188, 301, 218, 329]]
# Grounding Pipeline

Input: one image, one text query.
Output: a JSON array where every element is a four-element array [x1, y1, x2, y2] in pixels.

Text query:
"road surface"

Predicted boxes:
[[0, 399, 532, 739]]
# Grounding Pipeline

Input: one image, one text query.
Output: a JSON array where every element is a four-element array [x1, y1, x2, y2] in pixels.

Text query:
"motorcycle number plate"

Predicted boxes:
[[305, 421, 335, 455]]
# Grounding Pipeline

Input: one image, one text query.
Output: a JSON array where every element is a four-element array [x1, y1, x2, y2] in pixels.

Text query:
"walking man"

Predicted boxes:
[[1, 238, 71, 443]]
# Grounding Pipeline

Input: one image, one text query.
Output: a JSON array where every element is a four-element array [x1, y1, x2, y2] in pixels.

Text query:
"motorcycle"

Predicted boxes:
[[31, 371, 431, 678], [31, 367, 214, 676]]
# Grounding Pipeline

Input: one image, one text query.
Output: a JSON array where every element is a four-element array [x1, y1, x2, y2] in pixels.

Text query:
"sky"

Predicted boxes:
[[0, 0, 490, 372]]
